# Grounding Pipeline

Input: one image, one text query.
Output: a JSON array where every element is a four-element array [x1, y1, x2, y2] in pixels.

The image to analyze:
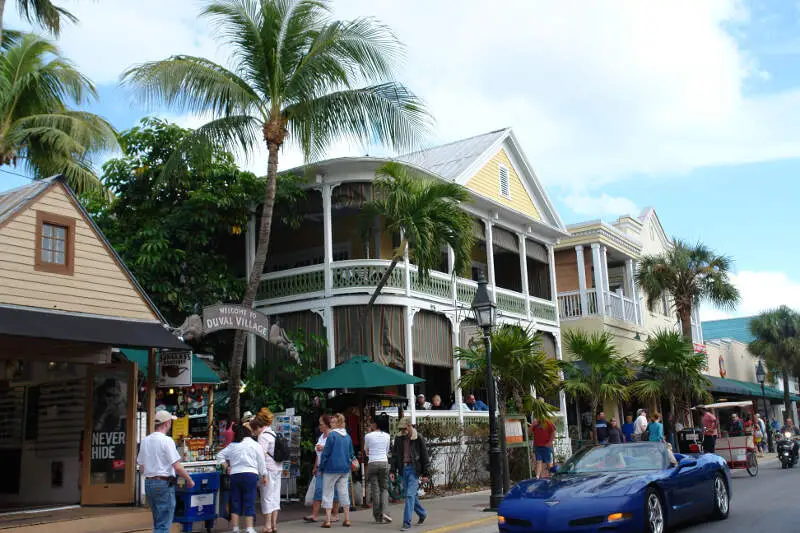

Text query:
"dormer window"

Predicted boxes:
[[498, 164, 511, 199], [35, 211, 75, 275]]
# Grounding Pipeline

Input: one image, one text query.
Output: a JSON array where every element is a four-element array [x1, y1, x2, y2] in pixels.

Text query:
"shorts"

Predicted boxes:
[[260, 470, 282, 514], [534, 446, 553, 463], [229, 473, 258, 517], [313, 472, 341, 502]]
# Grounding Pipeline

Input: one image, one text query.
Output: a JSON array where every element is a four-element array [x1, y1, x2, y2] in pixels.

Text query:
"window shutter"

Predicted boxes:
[[498, 165, 510, 198]]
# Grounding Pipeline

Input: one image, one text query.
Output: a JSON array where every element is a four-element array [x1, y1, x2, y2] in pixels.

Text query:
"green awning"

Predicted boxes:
[[296, 355, 423, 390], [705, 375, 800, 402], [121, 348, 221, 385]]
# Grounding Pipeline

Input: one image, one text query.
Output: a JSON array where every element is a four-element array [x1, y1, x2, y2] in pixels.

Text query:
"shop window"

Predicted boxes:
[[35, 211, 75, 275]]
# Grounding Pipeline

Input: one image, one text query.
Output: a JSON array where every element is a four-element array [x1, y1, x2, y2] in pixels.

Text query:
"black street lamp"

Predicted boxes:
[[755, 360, 773, 453], [471, 273, 503, 511]]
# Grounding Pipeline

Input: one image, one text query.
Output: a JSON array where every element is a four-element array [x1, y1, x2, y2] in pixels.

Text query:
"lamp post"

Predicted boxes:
[[755, 360, 773, 453], [471, 273, 503, 511]]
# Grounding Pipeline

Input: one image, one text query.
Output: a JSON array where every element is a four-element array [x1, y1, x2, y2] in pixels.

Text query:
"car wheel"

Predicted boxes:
[[644, 488, 665, 533], [711, 473, 729, 520]]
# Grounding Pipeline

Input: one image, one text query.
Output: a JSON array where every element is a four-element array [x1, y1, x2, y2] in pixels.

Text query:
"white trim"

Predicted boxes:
[[0, 302, 161, 324]]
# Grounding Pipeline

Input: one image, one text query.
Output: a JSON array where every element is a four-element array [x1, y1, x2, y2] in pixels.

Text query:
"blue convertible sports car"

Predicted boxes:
[[498, 442, 731, 533]]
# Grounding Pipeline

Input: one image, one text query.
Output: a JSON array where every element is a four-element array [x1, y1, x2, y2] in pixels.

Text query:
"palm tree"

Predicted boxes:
[[458, 325, 562, 490], [356, 161, 473, 354], [0, 0, 77, 44], [561, 330, 634, 443], [749, 306, 800, 416], [1, 33, 117, 194], [629, 329, 711, 443], [122, 0, 430, 421], [636, 239, 740, 340]]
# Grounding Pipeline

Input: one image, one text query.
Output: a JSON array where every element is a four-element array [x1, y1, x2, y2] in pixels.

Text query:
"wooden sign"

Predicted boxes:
[[203, 304, 270, 340]]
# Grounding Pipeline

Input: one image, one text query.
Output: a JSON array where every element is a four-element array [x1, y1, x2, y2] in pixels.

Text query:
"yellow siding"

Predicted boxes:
[[0, 184, 159, 321], [465, 149, 541, 220]]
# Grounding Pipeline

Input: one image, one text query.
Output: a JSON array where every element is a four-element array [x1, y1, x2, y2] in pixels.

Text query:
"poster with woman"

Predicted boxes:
[[90, 371, 128, 484]]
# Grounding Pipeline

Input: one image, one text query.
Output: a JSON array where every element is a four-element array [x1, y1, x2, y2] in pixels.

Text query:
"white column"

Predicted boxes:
[[548, 244, 558, 315], [246, 214, 257, 368], [322, 184, 334, 297], [403, 229, 411, 296], [632, 261, 643, 326], [448, 245, 458, 304], [405, 306, 418, 423], [518, 234, 530, 319], [484, 220, 496, 296], [450, 317, 464, 425], [625, 259, 636, 324], [554, 333, 571, 457], [324, 306, 336, 370], [591, 243, 605, 315], [600, 245, 611, 292], [575, 246, 588, 316]]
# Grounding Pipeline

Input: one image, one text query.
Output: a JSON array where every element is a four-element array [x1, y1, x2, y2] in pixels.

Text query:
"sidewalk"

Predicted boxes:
[[213, 491, 496, 533]]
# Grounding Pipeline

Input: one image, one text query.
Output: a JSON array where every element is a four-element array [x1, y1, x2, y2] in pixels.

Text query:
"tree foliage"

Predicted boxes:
[[0, 33, 117, 195], [121, 0, 431, 421], [92, 117, 304, 352], [749, 306, 800, 416], [0, 0, 77, 45], [561, 330, 634, 443], [635, 239, 739, 340]]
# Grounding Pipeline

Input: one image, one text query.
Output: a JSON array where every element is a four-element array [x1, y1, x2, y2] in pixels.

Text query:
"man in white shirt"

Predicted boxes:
[[137, 410, 194, 533], [633, 409, 649, 442]]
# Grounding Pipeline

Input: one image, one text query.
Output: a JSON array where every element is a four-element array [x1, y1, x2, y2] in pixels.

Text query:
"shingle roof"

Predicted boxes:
[[701, 316, 757, 344], [399, 128, 508, 180], [0, 177, 54, 225]]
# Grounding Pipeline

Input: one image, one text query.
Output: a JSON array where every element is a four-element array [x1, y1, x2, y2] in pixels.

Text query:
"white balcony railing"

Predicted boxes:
[[258, 259, 558, 325], [557, 289, 639, 325]]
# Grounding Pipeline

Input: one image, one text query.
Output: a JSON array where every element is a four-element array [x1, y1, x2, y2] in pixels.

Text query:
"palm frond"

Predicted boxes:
[[16, 0, 77, 36]]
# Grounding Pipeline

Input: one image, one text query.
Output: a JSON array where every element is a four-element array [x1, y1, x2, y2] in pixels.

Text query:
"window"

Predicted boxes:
[[498, 164, 511, 199], [35, 211, 75, 275]]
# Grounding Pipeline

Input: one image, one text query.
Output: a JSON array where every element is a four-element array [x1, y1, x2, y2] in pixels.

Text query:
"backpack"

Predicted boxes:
[[266, 429, 290, 462]]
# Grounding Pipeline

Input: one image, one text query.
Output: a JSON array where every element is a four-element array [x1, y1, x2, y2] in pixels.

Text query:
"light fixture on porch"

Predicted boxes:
[[470, 272, 502, 511], [755, 359, 773, 452]]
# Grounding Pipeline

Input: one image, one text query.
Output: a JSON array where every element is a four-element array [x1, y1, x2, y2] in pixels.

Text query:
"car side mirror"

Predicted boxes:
[[677, 457, 697, 470]]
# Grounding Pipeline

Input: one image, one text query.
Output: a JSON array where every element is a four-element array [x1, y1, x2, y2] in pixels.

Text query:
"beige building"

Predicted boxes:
[[0, 176, 186, 509]]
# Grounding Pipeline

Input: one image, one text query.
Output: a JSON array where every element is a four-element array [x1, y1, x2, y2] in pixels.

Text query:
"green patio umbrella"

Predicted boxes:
[[296, 356, 423, 390]]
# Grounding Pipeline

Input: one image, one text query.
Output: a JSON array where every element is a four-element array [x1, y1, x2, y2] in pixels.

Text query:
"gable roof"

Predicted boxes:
[[401, 128, 566, 232], [636, 206, 672, 249], [702, 316, 757, 344], [399, 128, 508, 181], [0, 175, 168, 324]]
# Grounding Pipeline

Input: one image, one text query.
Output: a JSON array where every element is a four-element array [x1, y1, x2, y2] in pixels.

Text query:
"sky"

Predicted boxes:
[[2, 0, 800, 322]]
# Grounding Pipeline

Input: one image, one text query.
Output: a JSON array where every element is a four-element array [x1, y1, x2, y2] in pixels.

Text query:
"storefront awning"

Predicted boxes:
[[705, 375, 800, 402], [0, 305, 189, 349], [121, 348, 221, 384]]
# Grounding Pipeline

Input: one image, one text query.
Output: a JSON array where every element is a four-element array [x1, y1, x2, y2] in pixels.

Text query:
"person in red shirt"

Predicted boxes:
[[530, 417, 557, 479]]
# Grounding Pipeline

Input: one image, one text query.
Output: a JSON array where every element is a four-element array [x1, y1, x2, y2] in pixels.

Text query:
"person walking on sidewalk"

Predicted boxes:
[[390, 418, 430, 532], [365, 413, 392, 524], [304, 415, 341, 524], [137, 410, 195, 533], [319, 413, 354, 528], [255, 408, 283, 533], [216, 423, 267, 533]]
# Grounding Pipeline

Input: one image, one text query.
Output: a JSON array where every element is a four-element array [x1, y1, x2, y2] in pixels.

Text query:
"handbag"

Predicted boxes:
[[351, 457, 360, 472]]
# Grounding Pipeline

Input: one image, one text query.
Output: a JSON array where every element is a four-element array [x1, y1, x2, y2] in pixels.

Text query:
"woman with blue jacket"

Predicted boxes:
[[318, 413, 354, 528], [648, 412, 665, 442]]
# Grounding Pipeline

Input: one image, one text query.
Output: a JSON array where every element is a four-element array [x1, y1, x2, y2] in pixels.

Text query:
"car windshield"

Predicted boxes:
[[558, 443, 668, 474]]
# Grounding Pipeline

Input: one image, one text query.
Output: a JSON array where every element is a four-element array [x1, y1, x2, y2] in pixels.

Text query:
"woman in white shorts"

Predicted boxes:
[[254, 408, 283, 533]]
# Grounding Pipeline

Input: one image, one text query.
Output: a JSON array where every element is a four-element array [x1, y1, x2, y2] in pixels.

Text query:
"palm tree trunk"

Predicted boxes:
[[228, 140, 281, 421], [783, 369, 792, 418], [499, 402, 510, 493], [678, 305, 693, 341], [668, 394, 676, 445], [591, 400, 598, 443]]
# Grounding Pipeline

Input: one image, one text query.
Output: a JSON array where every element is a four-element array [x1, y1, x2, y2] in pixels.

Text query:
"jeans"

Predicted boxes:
[[402, 465, 426, 528], [230, 472, 258, 517], [145, 478, 175, 533], [367, 462, 389, 521]]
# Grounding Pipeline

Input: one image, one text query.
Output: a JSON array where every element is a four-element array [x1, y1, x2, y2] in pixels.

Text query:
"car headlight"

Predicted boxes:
[[785, 432, 792, 439]]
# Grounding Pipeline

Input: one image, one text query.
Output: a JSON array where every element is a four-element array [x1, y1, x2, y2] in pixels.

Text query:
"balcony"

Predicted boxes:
[[557, 288, 639, 324], [257, 259, 558, 325]]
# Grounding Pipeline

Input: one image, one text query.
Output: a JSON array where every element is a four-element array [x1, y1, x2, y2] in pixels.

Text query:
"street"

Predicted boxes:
[[453, 456, 799, 533]]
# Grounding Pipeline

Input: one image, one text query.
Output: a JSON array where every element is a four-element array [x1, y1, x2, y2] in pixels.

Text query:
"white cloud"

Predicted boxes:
[[8, 0, 800, 188], [700, 270, 800, 321], [562, 192, 639, 218]]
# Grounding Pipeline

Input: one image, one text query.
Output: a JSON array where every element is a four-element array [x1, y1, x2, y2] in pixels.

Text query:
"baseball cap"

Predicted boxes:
[[155, 410, 177, 424], [416, 394, 425, 399]]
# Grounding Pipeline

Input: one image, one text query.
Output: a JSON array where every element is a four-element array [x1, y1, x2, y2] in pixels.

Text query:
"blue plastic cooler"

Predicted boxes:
[[173, 472, 220, 532]]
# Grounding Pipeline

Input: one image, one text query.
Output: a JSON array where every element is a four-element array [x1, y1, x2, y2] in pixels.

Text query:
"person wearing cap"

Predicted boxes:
[[137, 410, 195, 533], [415, 394, 431, 411], [390, 418, 430, 531]]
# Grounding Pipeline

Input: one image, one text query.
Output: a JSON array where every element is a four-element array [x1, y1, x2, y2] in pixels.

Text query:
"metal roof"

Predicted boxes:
[[0, 177, 54, 225], [701, 317, 757, 344], [399, 128, 508, 181]]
